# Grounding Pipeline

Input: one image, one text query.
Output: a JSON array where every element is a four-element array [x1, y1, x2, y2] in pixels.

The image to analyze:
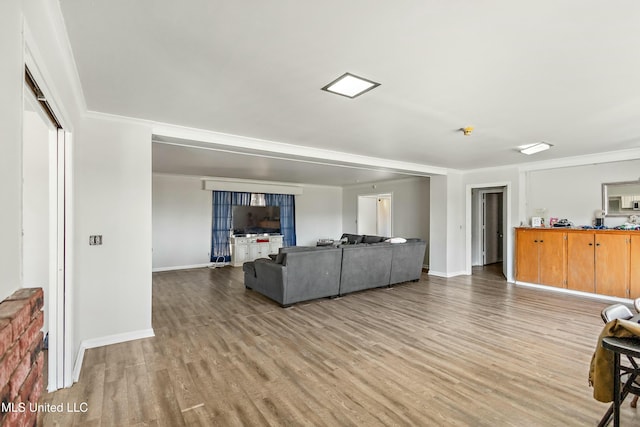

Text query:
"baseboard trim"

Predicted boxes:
[[153, 263, 214, 272], [73, 328, 155, 382], [428, 270, 468, 278], [515, 281, 633, 304]]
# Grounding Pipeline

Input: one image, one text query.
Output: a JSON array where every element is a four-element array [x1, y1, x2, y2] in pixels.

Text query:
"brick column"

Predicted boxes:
[[0, 288, 44, 427]]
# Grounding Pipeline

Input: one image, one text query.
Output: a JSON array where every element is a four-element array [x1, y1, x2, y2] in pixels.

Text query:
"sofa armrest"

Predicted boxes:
[[253, 260, 287, 304]]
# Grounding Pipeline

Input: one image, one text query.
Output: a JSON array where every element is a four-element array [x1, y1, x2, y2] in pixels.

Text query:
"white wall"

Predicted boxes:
[[295, 185, 343, 246], [0, 0, 24, 301], [73, 117, 153, 344], [429, 175, 448, 274], [343, 177, 430, 264], [153, 174, 212, 270], [151, 176, 343, 264], [357, 196, 377, 235], [526, 159, 640, 228]]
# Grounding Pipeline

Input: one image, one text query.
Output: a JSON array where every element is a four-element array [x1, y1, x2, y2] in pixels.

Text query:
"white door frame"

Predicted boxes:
[[465, 182, 512, 281], [24, 30, 75, 390], [480, 190, 504, 265]]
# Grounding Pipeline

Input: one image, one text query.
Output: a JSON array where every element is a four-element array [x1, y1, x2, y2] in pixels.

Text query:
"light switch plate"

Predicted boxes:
[[89, 235, 103, 245]]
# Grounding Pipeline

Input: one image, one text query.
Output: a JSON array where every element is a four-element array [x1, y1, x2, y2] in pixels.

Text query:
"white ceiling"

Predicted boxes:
[[60, 1, 640, 184]]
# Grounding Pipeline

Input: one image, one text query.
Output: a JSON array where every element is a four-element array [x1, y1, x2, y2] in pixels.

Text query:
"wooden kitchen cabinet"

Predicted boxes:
[[567, 232, 595, 293], [594, 233, 629, 298], [515, 228, 565, 288], [516, 228, 539, 283], [516, 228, 638, 299]]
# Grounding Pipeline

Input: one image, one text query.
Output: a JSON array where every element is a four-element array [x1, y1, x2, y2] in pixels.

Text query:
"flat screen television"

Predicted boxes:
[[232, 205, 281, 235]]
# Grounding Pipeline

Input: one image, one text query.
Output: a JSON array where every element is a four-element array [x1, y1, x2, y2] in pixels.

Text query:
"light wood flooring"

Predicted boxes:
[[37, 265, 640, 426]]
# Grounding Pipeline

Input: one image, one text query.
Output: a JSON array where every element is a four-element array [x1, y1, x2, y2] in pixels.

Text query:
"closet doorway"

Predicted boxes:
[[23, 65, 70, 390], [357, 193, 392, 237]]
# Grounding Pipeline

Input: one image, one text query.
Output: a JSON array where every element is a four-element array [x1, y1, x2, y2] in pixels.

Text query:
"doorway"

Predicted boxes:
[[23, 65, 69, 391], [483, 192, 503, 265], [357, 194, 392, 236], [469, 185, 508, 280]]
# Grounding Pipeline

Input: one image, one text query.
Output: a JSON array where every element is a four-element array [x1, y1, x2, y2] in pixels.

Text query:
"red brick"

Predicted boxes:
[[0, 382, 10, 416], [28, 372, 43, 406], [29, 334, 43, 365], [20, 352, 43, 405], [0, 319, 13, 357], [0, 347, 21, 390], [2, 396, 24, 427], [0, 301, 32, 340], [6, 288, 44, 319], [18, 313, 43, 359], [30, 374, 43, 407], [18, 365, 39, 404], [9, 352, 31, 400]]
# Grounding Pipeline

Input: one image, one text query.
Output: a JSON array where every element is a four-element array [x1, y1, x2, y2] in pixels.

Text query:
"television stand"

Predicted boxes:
[[230, 235, 283, 267]]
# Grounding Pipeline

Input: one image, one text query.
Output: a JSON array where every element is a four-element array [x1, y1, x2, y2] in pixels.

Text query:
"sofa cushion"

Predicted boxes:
[[275, 246, 329, 265], [341, 233, 364, 244], [362, 235, 385, 244]]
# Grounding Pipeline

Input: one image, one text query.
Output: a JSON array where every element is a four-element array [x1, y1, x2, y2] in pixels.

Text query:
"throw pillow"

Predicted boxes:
[[385, 237, 407, 244]]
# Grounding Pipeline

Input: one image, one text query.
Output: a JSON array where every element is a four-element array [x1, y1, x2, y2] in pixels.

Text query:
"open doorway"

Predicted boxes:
[[357, 193, 392, 236], [23, 65, 70, 391], [483, 192, 503, 265], [469, 186, 508, 280]]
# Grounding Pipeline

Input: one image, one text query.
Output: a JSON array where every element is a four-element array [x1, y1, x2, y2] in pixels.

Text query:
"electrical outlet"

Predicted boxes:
[[89, 235, 103, 245]]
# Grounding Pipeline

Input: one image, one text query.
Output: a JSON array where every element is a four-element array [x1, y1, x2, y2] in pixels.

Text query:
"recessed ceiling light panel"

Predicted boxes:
[[322, 73, 380, 98], [520, 142, 552, 155]]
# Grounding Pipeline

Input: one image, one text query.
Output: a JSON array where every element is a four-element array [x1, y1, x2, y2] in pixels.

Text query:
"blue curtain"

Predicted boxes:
[[210, 191, 252, 262], [265, 193, 296, 247]]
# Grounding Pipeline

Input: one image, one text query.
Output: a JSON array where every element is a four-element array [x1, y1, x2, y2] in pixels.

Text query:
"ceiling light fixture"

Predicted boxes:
[[461, 126, 474, 136], [520, 142, 552, 155], [321, 72, 380, 98]]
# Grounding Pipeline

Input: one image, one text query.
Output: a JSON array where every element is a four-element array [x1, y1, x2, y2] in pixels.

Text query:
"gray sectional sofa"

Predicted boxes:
[[243, 235, 427, 307]]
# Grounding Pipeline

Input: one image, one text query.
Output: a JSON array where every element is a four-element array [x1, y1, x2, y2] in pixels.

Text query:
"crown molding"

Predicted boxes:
[[459, 147, 640, 175], [516, 147, 640, 172]]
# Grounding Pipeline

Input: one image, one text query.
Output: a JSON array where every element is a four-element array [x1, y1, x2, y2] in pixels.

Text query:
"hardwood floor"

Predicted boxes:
[[37, 266, 639, 426]]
